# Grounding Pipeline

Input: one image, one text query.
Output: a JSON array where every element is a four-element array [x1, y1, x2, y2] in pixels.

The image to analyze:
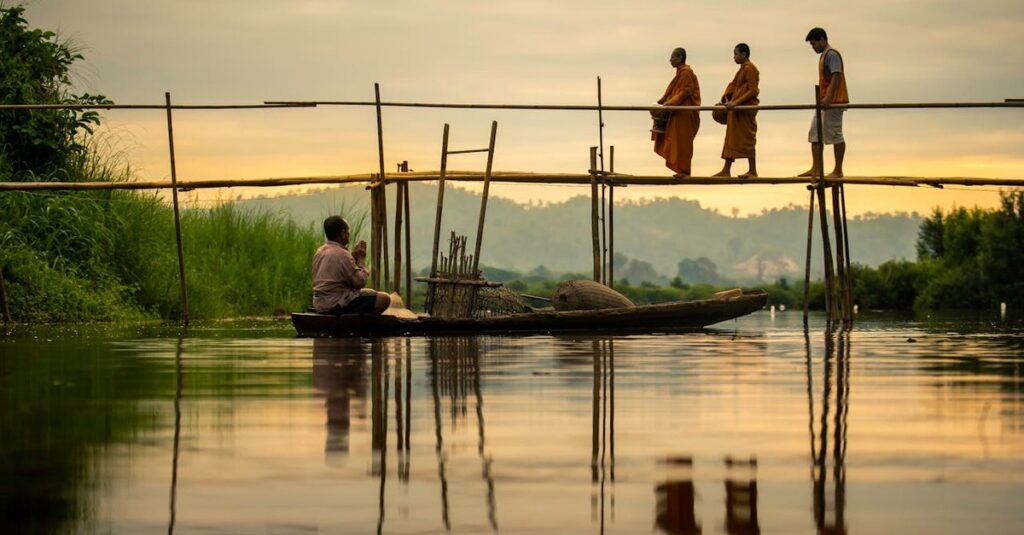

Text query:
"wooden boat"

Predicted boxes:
[[291, 290, 768, 337]]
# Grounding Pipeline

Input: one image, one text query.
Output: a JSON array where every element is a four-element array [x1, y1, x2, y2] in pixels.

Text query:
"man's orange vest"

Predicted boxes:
[[818, 47, 850, 104]]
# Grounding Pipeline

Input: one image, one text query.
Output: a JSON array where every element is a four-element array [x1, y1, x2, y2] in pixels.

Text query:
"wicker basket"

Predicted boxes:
[[552, 280, 635, 311]]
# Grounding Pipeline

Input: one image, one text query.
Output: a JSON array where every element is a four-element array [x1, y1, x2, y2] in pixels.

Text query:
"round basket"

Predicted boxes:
[[552, 280, 635, 311], [712, 106, 728, 125]]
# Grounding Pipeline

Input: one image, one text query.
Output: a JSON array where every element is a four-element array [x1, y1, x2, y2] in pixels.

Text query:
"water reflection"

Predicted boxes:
[[4, 315, 1024, 533], [312, 338, 367, 456]]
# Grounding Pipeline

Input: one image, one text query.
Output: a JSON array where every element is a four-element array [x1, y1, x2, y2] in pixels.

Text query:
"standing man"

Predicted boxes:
[[653, 47, 701, 178], [800, 27, 849, 178], [714, 43, 760, 178], [312, 215, 390, 315]]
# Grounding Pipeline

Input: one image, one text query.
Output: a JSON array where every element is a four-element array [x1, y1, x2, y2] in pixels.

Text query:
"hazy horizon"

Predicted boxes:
[[24, 0, 1024, 216]]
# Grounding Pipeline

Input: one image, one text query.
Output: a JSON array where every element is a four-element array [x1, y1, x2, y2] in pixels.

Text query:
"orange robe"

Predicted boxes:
[[721, 60, 759, 159], [653, 64, 701, 174]]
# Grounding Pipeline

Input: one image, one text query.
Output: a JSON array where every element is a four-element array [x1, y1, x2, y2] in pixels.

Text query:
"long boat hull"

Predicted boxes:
[[291, 290, 768, 337]]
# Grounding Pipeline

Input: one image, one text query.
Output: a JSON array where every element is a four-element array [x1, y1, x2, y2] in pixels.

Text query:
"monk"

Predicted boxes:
[[799, 27, 849, 178], [652, 47, 701, 178], [714, 43, 760, 178]]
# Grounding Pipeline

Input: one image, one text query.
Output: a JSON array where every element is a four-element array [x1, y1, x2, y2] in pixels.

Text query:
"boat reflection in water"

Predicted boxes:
[[304, 329, 851, 534]]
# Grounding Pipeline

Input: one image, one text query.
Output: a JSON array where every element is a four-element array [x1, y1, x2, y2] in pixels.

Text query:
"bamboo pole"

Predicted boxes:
[[589, 147, 601, 282], [0, 103, 315, 110], [370, 178, 380, 289], [428, 124, 451, 314], [841, 185, 854, 321], [608, 145, 615, 289], [813, 86, 837, 323], [263, 100, 1024, 112], [393, 180, 404, 294], [596, 78, 607, 285], [374, 83, 390, 291], [803, 188, 815, 326], [165, 92, 190, 326], [403, 182, 413, 309], [831, 186, 849, 321], [4, 173, 1022, 191], [471, 121, 498, 276], [0, 264, 10, 324]]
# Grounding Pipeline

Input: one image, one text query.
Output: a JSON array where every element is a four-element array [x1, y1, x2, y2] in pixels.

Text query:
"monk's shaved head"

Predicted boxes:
[[672, 48, 686, 62], [735, 43, 750, 57]]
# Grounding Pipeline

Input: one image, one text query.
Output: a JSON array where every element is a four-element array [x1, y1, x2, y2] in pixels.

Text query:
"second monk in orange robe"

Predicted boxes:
[[653, 48, 701, 177], [714, 43, 760, 178]]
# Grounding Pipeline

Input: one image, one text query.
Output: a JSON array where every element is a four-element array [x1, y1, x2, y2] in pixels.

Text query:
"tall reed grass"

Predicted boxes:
[[1, 144, 367, 322]]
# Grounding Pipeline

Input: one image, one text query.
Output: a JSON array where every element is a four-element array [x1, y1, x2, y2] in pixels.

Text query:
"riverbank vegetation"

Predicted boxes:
[[2, 6, 1020, 323]]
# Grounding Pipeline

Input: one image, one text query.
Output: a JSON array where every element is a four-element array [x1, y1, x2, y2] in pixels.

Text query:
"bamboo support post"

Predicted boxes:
[[803, 188, 815, 325], [589, 147, 601, 282], [841, 185, 854, 321], [597, 77, 607, 284], [813, 86, 838, 323], [403, 182, 412, 309], [428, 124, 451, 314], [471, 121, 498, 276], [831, 186, 850, 321], [374, 83, 390, 291], [393, 180, 404, 294], [0, 264, 10, 324], [165, 92, 190, 326], [608, 145, 615, 289]]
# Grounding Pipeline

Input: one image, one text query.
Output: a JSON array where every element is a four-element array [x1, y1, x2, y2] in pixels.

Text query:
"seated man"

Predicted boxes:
[[312, 215, 390, 315]]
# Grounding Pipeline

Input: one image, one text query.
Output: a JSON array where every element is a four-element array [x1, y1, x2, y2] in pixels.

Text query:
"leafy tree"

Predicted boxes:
[[0, 4, 110, 178]]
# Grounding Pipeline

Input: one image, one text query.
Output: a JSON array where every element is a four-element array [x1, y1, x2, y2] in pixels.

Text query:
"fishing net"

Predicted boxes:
[[473, 286, 532, 317]]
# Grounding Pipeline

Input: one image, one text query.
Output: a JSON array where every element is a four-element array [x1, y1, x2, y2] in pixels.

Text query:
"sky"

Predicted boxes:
[[24, 0, 1024, 215]]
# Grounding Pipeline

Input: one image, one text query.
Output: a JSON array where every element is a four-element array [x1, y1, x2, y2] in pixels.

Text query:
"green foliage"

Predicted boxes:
[[0, 5, 111, 177]]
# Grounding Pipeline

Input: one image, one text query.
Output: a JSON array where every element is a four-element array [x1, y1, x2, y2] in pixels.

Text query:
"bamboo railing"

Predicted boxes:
[[2, 90, 1023, 326]]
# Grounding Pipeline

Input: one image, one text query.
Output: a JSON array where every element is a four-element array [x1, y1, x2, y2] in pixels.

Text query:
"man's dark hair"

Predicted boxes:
[[735, 43, 750, 56], [323, 215, 348, 241], [672, 47, 687, 62], [806, 27, 828, 42]]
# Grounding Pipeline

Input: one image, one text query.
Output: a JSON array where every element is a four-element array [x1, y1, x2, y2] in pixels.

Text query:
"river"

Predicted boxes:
[[1, 312, 1022, 533]]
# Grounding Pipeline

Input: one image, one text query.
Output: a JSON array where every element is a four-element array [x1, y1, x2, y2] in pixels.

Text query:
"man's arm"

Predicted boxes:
[[344, 241, 370, 289]]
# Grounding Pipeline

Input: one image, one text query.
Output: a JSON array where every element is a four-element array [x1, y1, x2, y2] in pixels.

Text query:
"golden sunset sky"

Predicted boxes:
[[27, 0, 1024, 215]]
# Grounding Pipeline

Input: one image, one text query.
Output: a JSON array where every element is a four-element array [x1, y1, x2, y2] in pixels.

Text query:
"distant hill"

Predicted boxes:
[[239, 184, 922, 284]]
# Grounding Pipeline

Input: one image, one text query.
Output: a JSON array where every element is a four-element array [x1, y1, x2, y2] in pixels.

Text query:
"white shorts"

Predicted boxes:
[[808, 109, 845, 145]]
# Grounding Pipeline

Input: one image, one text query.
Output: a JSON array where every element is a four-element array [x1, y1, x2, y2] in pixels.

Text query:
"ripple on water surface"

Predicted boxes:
[[1, 312, 1022, 533]]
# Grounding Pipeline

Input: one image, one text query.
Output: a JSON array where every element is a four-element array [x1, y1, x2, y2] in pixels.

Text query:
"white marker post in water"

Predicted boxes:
[[1001, 302, 1007, 320]]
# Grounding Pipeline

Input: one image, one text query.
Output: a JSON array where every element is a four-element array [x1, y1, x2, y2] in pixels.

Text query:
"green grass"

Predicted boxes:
[[1, 143, 369, 322]]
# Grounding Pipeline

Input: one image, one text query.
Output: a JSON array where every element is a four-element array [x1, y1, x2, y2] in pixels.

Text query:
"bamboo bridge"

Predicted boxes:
[[2, 85, 1023, 327]]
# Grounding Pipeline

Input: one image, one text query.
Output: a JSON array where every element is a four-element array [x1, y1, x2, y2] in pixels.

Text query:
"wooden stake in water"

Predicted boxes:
[[403, 182, 413, 310], [608, 145, 615, 289], [374, 83, 390, 291], [165, 92, 190, 326], [589, 147, 601, 282], [0, 265, 10, 324], [803, 188, 815, 325], [813, 86, 837, 323]]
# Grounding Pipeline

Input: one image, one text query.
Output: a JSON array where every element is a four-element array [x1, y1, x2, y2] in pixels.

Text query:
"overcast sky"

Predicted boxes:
[[25, 0, 1024, 215]]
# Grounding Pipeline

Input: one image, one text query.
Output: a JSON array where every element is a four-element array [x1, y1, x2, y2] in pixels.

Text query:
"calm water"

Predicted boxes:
[[1, 313, 1023, 534]]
